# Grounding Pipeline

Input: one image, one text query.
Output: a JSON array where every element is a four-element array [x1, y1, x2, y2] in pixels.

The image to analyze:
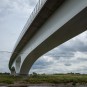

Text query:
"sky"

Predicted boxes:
[[0, 0, 87, 74]]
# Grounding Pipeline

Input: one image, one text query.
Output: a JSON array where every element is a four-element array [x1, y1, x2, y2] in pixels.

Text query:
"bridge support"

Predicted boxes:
[[11, 66, 16, 76], [15, 56, 21, 74]]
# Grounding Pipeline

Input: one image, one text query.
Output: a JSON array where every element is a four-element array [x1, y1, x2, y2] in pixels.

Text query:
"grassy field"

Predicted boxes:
[[0, 73, 87, 85], [27, 74, 87, 85], [0, 74, 22, 84]]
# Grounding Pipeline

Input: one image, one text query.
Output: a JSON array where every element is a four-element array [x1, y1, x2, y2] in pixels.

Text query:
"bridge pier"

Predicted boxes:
[[15, 56, 21, 74], [11, 66, 16, 76]]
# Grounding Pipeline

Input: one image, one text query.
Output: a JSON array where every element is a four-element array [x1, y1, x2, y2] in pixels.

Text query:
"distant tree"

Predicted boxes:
[[75, 73, 80, 75], [32, 72, 38, 77], [67, 72, 74, 74], [42, 73, 46, 75], [4, 72, 10, 75], [0, 72, 2, 75]]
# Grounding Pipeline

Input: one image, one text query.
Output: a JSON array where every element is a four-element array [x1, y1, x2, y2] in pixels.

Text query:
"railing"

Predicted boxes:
[[13, 0, 47, 53], [19, 0, 47, 39]]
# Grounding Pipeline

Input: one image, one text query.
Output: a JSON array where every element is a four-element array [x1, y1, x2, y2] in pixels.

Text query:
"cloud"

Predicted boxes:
[[64, 63, 71, 66], [0, 0, 38, 16], [31, 56, 55, 69], [0, 53, 11, 72], [77, 58, 87, 61]]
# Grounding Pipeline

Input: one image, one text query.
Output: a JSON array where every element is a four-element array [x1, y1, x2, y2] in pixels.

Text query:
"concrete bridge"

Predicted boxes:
[[9, 0, 87, 75]]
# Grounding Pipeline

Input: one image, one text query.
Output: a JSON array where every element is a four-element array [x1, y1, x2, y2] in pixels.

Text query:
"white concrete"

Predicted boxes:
[[15, 56, 21, 73], [10, 0, 87, 74]]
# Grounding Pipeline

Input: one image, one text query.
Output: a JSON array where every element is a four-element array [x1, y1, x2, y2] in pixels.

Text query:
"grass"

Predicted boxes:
[[0, 74, 22, 84], [25, 74, 87, 84], [0, 73, 87, 84]]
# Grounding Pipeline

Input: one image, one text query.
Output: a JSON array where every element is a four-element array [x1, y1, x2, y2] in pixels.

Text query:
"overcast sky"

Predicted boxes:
[[0, 0, 87, 74]]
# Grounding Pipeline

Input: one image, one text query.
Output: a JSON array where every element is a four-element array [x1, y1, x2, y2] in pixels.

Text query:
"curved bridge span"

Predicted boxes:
[[9, 0, 87, 75]]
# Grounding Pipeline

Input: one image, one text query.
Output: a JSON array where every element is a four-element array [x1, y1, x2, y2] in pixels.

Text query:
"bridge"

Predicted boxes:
[[9, 0, 87, 75]]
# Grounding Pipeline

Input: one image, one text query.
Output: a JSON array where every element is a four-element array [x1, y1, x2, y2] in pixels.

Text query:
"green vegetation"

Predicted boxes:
[[0, 72, 87, 85], [26, 73, 87, 84], [0, 74, 22, 84]]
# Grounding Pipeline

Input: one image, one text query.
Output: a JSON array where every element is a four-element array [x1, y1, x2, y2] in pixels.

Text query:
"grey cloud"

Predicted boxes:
[[58, 39, 87, 54], [45, 45, 74, 60], [69, 66, 87, 74], [32, 61, 47, 69], [45, 31, 87, 61], [64, 63, 71, 66], [0, 53, 11, 73], [27, 0, 38, 7], [77, 57, 87, 61], [31, 56, 54, 69], [0, 0, 38, 18]]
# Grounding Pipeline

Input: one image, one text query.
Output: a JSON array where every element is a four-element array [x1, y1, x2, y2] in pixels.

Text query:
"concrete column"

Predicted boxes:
[[11, 66, 16, 76], [15, 56, 21, 74]]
